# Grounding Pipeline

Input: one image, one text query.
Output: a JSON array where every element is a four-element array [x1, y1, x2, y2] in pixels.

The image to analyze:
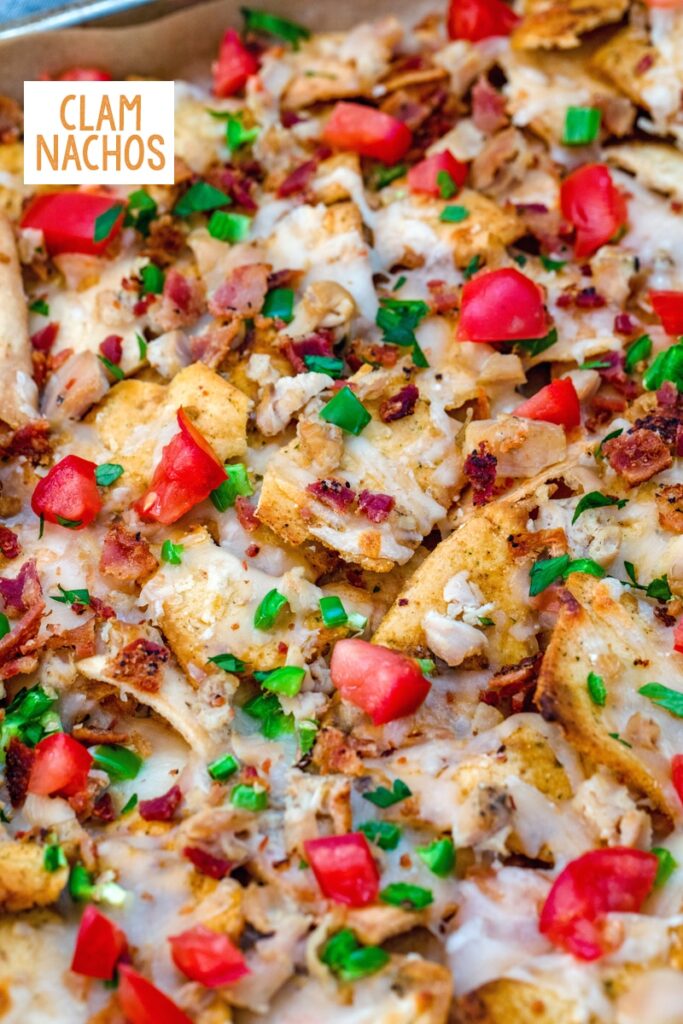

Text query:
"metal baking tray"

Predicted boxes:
[[0, 0, 197, 40]]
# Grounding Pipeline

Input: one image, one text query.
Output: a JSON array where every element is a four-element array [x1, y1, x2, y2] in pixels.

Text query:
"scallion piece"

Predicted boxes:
[[93, 203, 124, 244], [374, 163, 407, 189], [208, 210, 251, 243], [643, 341, 683, 392], [624, 333, 652, 374], [572, 491, 627, 523], [416, 837, 455, 877], [638, 682, 683, 718], [298, 719, 318, 754], [92, 744, 142, 782], [260, 665, 305, 697], [319, 595, 348, 628], [226, 114, 259, 152], [320, 929, 389, 981], [439, 205, 469, 223], [363, 778, 411, 808], [161, 539, 184, 564], [140, 263, 164, 295], [320, 386, 371, 435], [303, 354, 345, 378], [120, 793, 138, 815], [174, 181, 231, 217], [653, 846, 678, 887], [208, 753, 239, 781], [262, 287, 294, 323], [209, 652, 246, 673], [241, 6, 310, 46], [586, 671, 607, 707], [51, 585, 90, 606], [210, 462, 253, 512], [243, 692, 294, 738], [436, 170, 457, 199], [43, 843, 67, 872], [98, 355, 125, 381], [563, 106, 601, 146], [30, 299, 49, 316], [358, 820, 402, 851], [254, 588, 288, 630], [124, 190, 157, 235], [231, 783, 268, 811], [379, 882, 433, 910], [528, 554, 604, 596], [0, 613, 10, 640], [95, 463, 124, 487]]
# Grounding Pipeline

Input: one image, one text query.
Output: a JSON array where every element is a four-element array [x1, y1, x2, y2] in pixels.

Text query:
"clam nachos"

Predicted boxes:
[[1, 0, 683, 1020]]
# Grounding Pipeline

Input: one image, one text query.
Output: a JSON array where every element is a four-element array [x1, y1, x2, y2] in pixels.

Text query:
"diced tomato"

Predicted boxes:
[[28, 733, 93, 798], [169, 925, 249, 987], [447, 0, 520, 41], [330, 638, 430, 724], [55, 67, 112, 81], [118, 965, 193, 1024], [649, 290, 683, 336], [71, 906, 126, 980], [539, 847, 658, 960], [457, 267, 548, 342], [134, 408, 227, 525], [304, 833, 379, 906], [560, 164, 627, 259], [672, 755, 683, 806], [407, 150, 468, 197], [323, 102, 412, 164], [212, 29, 259, 97], [514, 378, 581, 430], [675, 620, 683, 654], [21, 193, 125, 256], [31, 454, 102, 530]]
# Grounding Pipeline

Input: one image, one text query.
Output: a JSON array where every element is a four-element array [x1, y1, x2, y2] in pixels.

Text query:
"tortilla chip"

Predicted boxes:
[[590, 25, 657, 109], [457, 978, 580, 1023], [513, 0, 629, 50], [605, 142, 683, 201]]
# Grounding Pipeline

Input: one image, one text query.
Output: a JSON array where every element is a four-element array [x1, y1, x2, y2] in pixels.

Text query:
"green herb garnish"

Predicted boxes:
[[320, 386, 371, 435], [254, 588, 289, 630], [208, 753, 239, 781], [638, 682, 683, 718], [624, 334, 652, 374], [208, 652, 246, 673], [363, 778, 411, 808], [231, 783, 268, 811], [161, 539, 184, 565], [93, 203, 124, 244], [587, 671, 607, 707], [92, 744, 142, 781], [563, 106, 601, 146], [358, 820, 402, 851], [95, 463, 124, 487], [175, 181, 231, 217], [379, 882, 433, 910], [416, 837, 455, 877], [52, 584, 90, 606], [572, 491, 627, 523]]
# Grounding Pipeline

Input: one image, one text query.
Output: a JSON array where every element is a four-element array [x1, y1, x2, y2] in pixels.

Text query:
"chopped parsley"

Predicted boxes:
[[572, 491, 627, 523], [594, 427, 623, 461], [51, 584, 90, 606], [528, 554, 605, 596], [638, 682, 683, 718], [622, 562, 672, 602], [624, 333, 652, 374], [174, 181, 231, 217], [124, 190, 157, 235], [208, 652, 246, 673]]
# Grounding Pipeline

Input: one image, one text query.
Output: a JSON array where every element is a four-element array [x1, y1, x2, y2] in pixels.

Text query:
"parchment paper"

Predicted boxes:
[[0, 0, 435, 99]]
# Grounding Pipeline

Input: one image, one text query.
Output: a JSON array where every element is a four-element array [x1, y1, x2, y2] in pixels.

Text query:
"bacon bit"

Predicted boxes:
[[30, 322, 58, 353], [282, 330, 334, 374], [480, 654, 542, 709], [281, 110, 302, 128], [358, 490, 395, 523], [0, 655, 39, 680], [183, 845, 232, 879], [347, 339, 399, 372], [89, 597, 116, 620], [5, 738, 34, 807], [614, 313, 637, 335], [0, 421, 52, 462], [99, 335, 123, 364], [307, 478, 356, 511], [140, 214, 186, 267], [380, 383, 419, 423], [245, 544, 260, 557], [655, 605, 676, 627], [0, 526, 20, 560], [277, 159, 317, 199], [209, 263, 270, 318], [189, 320, 242, 369], [111, 637, 169, 693], [0, 96, 23, 144], [133, 293, 155, 317], [235, 496, 259, 532], [0, 560, 41, 615], [471, 76, 508, 135], [157, 269, 206, 331], [267, 268, 303, 292], [464, 443, 498, 507], [598, 351, 639, 399], [575, 287, 606, 309], [657, 381, 680, 410], [427, 279, 459, 314], [219, 165, 259, 213], [46, 618, 97, 660], [91, 792, 116, 822], [635, 53, 654, 75], [100, 523, 158, 584], [346, 568, 365, 589], [311, 725, 369, 776], [603, 428, 672, 486], [72, 723, 128, 745], [657, 484, 683, 533], [139, 784, 182, 822]]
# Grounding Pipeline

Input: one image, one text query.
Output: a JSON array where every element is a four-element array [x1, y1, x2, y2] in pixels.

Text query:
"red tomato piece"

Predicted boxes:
[[31, 454, 102, 530], [330, 638, 430, 725], [118, 965, 193, 1024], [212, 29, 259, 97], [513, 378, 581, 430], [21, 193, 124, 256], [457, 267, 548, 342], [56, 67, 112, 81], [323, 102, 412, 164], [71, 905, 127, 980], [675, 620, 683, 654], [304, 833, 380, 907], [672, 755, 683, 806], [407, 150, 468, 197], [539, 847, 658, 960], [649, 290, 683, 336], [560, 164, 627, 259], [447, 0, 520, 41], [134, 408, 227, 525], [28, 733, 93, 798], [169, 925, 249, 987]]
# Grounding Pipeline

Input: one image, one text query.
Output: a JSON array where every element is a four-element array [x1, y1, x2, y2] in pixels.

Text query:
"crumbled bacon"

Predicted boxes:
[[235, 496, 259, 532], [5, 738, 34, 807], [346, 339, 399, 371], [480, 654, 542, 709], [139, 784, 182, 822], [632, 412, 681, 451], [380, 383, 419, 423], [657, 381, 680, 410], [635, 53, 654, 75], [0, 526, 20, 560], [0, 421, 52, 462], [30, 322, 58, 353], [99, 335, 123, 364], [267, 268, 303, 292], [89, 597, 116, 620], [282, 330, 334, 373], [575, 287, 606, 309], [46, 618, 97, 660], [464, 443, 498, 506], [277, 159, 317, 199], [614, 313, 637, 335], [0, 655, 39, 680], [471, 76, 508, 135], [307, 479, 356, 511], [91, 792, 116, 823], [657, 484, 683, 533], [157, 269, 206, 330], [427, 279, 459, 314], [603, 428, 672, 486], [183, 845, 232, 879], [111, 637, 169, 692], [189, 320, 242, 368], [0, 95, 23, 143], [219, 165, 260, 213], [0, 559, 41, 614], [100, 523, 158, 584], [140, 214, 186, 267], [358, 490, 395, 523], [72, 722, 128, 746], [598, 351, 638, 399], [209, 263, 270, 318]]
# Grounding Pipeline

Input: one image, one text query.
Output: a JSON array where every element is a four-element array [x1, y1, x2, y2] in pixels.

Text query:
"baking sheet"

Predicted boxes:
[[0, 0, 435, 99]]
